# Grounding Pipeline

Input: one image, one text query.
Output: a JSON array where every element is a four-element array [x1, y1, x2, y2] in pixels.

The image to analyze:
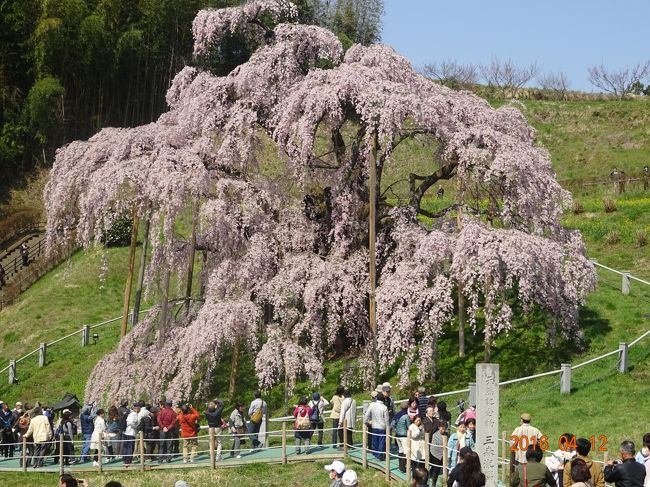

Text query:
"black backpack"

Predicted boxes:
[[309, 401, 320, 422]]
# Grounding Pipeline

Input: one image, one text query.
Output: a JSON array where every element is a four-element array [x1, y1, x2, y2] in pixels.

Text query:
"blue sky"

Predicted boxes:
[[381, 0, 650, 92]]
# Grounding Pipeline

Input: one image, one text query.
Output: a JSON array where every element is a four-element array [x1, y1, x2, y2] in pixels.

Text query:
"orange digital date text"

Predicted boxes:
[[510, 435, 607, 452]]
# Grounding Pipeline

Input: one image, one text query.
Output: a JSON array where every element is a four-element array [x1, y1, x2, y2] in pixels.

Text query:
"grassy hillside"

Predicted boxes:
[[0, 97, 649, 450]]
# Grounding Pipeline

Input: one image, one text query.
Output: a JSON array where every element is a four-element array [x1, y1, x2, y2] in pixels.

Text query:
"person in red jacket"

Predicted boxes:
[[157, 399, 177, 463], [178, 404, 200, 463]]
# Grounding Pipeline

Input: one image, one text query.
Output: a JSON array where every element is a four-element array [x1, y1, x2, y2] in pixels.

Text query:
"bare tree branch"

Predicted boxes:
[[480, 56, 539, 98], [537, 71, 571, 100], [587, 61, 650, 99], [421, 60, 478, 90]]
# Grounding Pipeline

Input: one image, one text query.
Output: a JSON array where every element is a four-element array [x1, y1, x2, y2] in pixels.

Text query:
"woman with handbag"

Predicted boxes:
[[229, 402, 246, 459]]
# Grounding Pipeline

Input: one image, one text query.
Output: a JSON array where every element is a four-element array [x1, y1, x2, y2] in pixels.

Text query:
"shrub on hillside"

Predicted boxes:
[[636, 229, 648, 247], [603, 198, 617, 213], [572, 200, 584, 214], [604, 230, 621, 245]]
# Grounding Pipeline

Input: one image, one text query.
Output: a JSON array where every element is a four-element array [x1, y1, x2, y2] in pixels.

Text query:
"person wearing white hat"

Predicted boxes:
[[364, 390, 389, 461], [342, 469, 358, 487], [325, 460, 346, 487]]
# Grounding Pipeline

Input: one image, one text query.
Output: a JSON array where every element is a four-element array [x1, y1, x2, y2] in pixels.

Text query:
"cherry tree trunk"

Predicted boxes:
[[228, 337, 240, 400], [185, 206, 198, 314], [484, 338, 491, 362], [132, 218, 150, 326], [458, 288, 466, 357], [156, 269, 171, 350], [430, 335, 438, 381], [121, 211, 140, 338]]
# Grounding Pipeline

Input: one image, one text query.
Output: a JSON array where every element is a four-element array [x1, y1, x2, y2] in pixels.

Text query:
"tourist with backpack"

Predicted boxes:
[[308, 392, 329, 446], [248, 390, 267, 450], [57, 409, 76, 466], [293, 396, 313, 455]]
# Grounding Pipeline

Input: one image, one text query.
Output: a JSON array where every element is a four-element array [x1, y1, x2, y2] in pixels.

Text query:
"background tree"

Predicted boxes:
[[45, 0, 596, 403], [421, 60, 478, 90], [537, 70, 571, 100], [587, 62, 650, 99], [480, 56, 539, 98]]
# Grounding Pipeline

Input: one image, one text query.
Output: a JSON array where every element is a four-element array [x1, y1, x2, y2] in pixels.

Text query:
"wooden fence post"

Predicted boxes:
[[560, 363, 571, 394], [385, 423, 390, 481], [209, 427, 216, 469], [281, 422, 287, 464], [406, 429, 412, 481], [425, 432, 430, 471], [81, 325, 89, 347], [501, 431, 507, 484], [22, 437, 27, 472], [39, 342, 46, 368], [618, 342, 629, 373], [139, 431, 145, 471], [59, 434, 64, 475], [362, 423, 368, 469], [9, 360, 16, 385], [98, 436, 103, 472], [343, 420, 348, 457], [442, 434, 448, 484], [622, 272, 631, 295]]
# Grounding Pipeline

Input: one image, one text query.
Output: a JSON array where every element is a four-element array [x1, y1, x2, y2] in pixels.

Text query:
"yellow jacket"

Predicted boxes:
[[26, 415, 52, 443]]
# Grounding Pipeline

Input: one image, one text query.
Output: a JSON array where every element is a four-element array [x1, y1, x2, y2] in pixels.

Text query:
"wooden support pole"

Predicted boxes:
[[281, 422, 287, 464], [406, 429, 412, 481], [209, 427, 216, 469], [265, 414, 270, 448], [185, 205, 198, 314], [385, 423, 390, 481], [98, 436, 103, 473], [362, 423, 368, 469], [343, 420, 348, 457], [139, 431, 145, 471], [121, 210, 140, 338], [132, 218, 150, 326], [22, 437, 27, 472], [369, 135, 378, 377], [442, 434, 448, 484], [501, 431, 507, 484], [425, 432, 430, 471], [59, 434, 64, 475]]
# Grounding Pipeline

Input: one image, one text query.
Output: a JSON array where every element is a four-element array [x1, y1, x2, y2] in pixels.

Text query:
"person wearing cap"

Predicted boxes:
[[330, 386, 345, 448], [308, 392, 329, 446], [342, 469, 358, 487], [381, 383, 395, 422], [511, 413, 542, 466], [79, 403, 97, 463], [157, 399, 177, 463], [122, 403, 140, 465], [325, 459, 346, 487], [339, 390, 356, 449], [564, 438, 605, 487], [363, 389, 389, 460]]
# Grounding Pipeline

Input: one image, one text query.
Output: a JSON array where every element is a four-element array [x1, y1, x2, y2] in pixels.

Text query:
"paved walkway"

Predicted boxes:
[[0, 442, 408, 481]]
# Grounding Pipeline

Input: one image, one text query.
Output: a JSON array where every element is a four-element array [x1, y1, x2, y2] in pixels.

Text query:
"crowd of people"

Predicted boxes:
[[1, 389, 649, 487]]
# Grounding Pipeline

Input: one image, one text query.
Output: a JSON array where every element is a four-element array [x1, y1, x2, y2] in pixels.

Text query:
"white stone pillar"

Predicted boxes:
[[476, 363, 499, 487]]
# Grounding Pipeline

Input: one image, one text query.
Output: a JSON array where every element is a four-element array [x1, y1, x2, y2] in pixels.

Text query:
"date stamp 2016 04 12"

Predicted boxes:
[[510, 435, 608, 452]]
